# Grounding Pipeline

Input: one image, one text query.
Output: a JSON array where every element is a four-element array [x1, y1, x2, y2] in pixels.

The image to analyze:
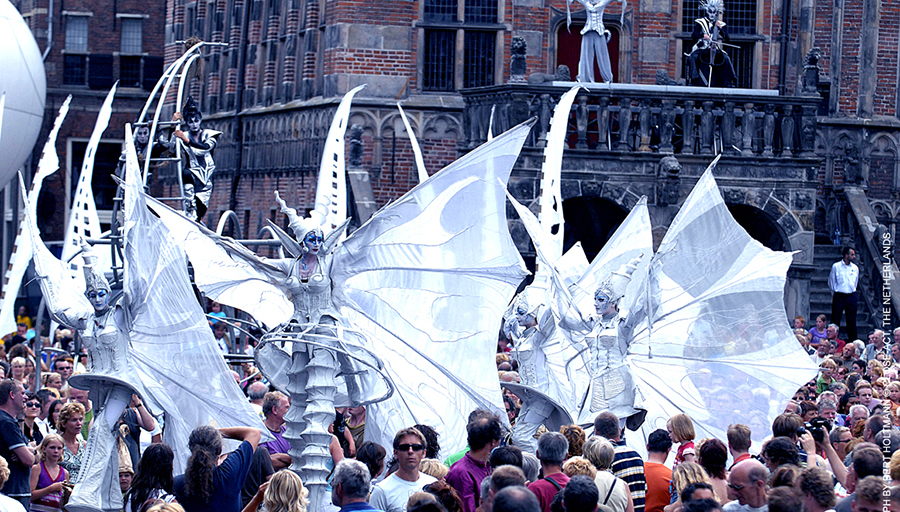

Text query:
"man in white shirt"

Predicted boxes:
[[828, 247, 859, 342], [723, 459, 768, 512], [369, 427, 437, 512]]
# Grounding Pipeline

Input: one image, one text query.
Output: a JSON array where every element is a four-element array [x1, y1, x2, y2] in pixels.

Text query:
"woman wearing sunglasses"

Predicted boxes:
[[22, 392, 44, 445]]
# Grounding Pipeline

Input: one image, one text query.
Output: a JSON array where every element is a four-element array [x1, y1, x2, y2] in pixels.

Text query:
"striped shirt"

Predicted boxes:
[[611, 441, 647, 512]]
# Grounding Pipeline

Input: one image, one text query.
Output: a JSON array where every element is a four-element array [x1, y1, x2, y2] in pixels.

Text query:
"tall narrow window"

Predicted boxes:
[[64, 15, 89, 85], [421, 0, 500, 91], [120, 18, 143, 87]]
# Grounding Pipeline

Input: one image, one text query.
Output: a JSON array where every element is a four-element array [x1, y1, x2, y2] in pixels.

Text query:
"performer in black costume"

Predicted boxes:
[[688, 0, 737, 87]]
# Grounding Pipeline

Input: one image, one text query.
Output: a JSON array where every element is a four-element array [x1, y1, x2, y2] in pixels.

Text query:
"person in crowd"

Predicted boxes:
[[52, 358, 74, 398], [829, 426, 853, 461], [817, 359, 837, 394], [57, 402, 85, 483], [246, 382, 268, 419], [562, 457, 596, 480], [0, 379, 36, 510], [766, 486, 799, 512], [562, 476, 600, 512], [490, 446, 523, 470], [356, 441, 387, 482], [347, 407, 366, 457], [423, 480, 464, 512], [30, 434, 67, 512], [681, 499, 721, 512], [173, 425, 261, 512], [124, 443, 177, 512], [9, 358, 27, 386], [331, 459, 379, 512], [492, 486, 540, 512], [246, 469, 308, 512], [22, 392, 43, 445], [370, 427, 437, 512], [767, 464, 800, 489], [759, 438, 799, 472], [420, 460, 449, 481], [45, 400, 64, 435], [725, 425, 751, 471], [527, 432, 570, 512], [811, 340, 831, 366], [40, 374, 62, 393], [829, 247, 859, 342], [447, 414, 502, 512], [521, 453, 540, 483], [119, 394, 156, 471], [594, 411, 647, 512], [667, 414, 696, 467], [847, 476, 883, 512], [722, 460, 767, 512], [643, 429, 672, 512], [560, 425, 586, 459], [582, 436, 633, 512], [260, 391, 291, 470], [825, 324, 846, 355], [413, 425, 441, 462], [484, 466, 527, 512], [679, 483, 716, 505], [0, 455, 27, 512], [665, 463, 712, 512], [67, 387, 92, 440], [695, 440, 728, 505], [833, 444, 883, 512], [34, 390, 56, 438], [809, 315, 827, 348], [863, 330, 885, 363], [796, 466, 835, 512]]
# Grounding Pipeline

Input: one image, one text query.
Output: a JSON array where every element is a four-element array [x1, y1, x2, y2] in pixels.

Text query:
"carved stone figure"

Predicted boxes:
[[510, 36, 527, 82], [802, 47, 821, 95], [658, 155, 682, 206]]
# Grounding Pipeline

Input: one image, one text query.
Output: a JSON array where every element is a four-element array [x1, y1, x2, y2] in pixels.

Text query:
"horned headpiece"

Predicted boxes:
[[81, 239, 110, 296], [182, 95, 202, 121], [274, 191, 325, 246], [594, 255, 642, 306]]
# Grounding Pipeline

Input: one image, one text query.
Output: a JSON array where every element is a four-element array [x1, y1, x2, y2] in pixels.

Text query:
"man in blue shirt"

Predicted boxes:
[[332, 459, 385, 512], [0, 379, 35, 510]]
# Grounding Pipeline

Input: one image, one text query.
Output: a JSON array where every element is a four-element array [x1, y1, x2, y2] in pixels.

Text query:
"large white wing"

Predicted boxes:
[[144, 195, 293, 329], [316, 85, 365, 235], [627, 166, 818, 451], [120, 129, 267, 473], [0, 96, 71, 335], [331, 121, 534, 458], [60, 85, 117, 290]]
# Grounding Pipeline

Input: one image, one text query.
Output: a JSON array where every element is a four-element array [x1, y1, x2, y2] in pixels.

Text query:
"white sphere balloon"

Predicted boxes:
[[0, 0, 46, 187]]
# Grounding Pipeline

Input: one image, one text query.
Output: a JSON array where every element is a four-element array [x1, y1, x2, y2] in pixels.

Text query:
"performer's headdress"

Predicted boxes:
[[182, 95, 202, 121], [512, 292, 540, 319], [594, 255, 642, 306], [81, 239, 110, 296], [700, 0, 724, 14], [274, 191, 325, 251]]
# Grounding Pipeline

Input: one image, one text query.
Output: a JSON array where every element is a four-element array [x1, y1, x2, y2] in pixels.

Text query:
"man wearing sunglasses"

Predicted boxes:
[[723, 459, 768, 512], [370, 427, 436, 512]]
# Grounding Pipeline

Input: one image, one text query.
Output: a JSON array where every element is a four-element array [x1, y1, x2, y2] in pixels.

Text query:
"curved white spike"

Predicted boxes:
[[538, 86, 581, 268], [0, 95, 72, 337], [61, 84, 117, 286], [315, 85, 365, 237], [397, 103, 428, 184], [487, 104, 496, 142]]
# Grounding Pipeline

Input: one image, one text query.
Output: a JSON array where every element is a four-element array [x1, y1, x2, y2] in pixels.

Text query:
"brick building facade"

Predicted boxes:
[[12, 0, 165, 241]]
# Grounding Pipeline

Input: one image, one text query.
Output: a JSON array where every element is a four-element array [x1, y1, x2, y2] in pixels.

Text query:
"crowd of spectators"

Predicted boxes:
[[0, 309, 898, 512]]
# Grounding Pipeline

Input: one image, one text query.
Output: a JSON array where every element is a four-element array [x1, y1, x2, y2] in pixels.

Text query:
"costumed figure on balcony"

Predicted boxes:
[[22, 128, 265, 512], [688, 0, 737, 87], [146, 87, 534, 512], [167, 95, 220, 220], [568, 0, 623, 83]]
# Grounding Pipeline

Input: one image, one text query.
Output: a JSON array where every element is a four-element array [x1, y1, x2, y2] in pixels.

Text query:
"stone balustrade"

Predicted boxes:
[[460, 82, 821, 159]]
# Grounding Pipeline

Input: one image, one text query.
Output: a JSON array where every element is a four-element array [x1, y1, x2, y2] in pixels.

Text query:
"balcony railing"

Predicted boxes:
[[460, 82, 821, 159]]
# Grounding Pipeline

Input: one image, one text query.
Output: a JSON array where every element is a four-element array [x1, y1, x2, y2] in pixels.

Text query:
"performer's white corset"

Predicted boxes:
[[581, 5, 606, 34], [286, 261, 336, 325]]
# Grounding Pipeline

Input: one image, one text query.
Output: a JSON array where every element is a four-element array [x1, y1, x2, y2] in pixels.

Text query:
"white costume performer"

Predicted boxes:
[[572, 0, 619, 83], [24, 129, 264, 512]]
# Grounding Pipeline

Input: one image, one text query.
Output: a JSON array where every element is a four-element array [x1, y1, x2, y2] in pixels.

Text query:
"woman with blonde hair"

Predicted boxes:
[[562, 456, 596, 479], [248, 470, 308, 512], [663, 462, 712, 512], [419, 459, 449, 481], [582, 437, 633, 512]]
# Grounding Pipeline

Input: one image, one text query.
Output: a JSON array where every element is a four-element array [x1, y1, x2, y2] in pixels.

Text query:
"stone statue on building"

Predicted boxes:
[[657, 155, 682, 206], [568, 0, 621, 83], [510, 36, 527, 82], [688, 0, 737, 87]]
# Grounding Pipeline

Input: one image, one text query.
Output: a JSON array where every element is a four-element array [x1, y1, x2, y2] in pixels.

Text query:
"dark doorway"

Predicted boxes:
[[562, 197, 629, 261], [557, 23, 620, 83], [726, 204, 787, 251]]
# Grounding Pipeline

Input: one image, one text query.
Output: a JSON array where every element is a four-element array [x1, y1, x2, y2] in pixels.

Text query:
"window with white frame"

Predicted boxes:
[[420, 0, 501, 92]]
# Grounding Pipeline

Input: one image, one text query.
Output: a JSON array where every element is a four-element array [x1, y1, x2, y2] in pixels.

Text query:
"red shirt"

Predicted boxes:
[[643, 462, 671, 512], [527, 473, 569, 512], [729, 453, 752, 470]]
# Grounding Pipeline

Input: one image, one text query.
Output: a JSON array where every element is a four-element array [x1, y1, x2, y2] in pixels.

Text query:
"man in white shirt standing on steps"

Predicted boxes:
[[828, 247, 859, 343]]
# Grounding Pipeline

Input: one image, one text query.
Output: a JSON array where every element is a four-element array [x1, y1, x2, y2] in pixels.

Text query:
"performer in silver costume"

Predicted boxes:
[[558, 257, 646, 429], [169, 96, 221, 220], [38, 241, 155, 512], [504, 295, 553, 391], [571, 0, 620, 83]]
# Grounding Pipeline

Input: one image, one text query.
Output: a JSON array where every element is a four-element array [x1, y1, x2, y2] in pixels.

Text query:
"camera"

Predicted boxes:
[[804, 417, 832, 442]]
